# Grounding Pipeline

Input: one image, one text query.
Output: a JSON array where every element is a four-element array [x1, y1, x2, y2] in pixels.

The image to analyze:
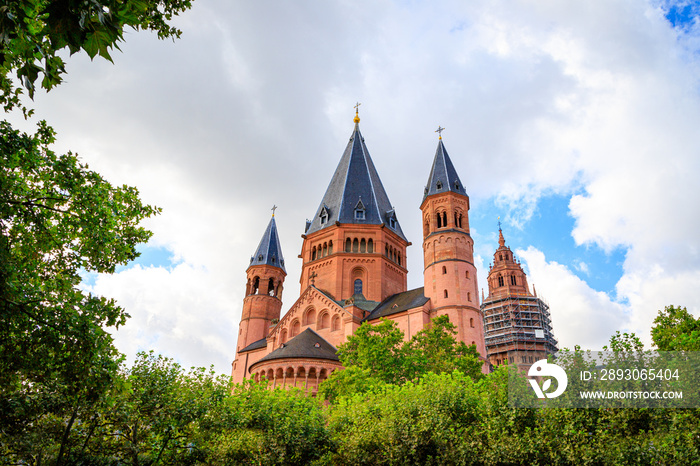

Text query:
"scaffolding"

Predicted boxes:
[[481, 293, 558, 369]]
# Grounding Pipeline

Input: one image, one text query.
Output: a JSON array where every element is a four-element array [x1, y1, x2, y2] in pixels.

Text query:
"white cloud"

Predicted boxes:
[[87, 263, 239, 373], [518, 247, 627, 350]]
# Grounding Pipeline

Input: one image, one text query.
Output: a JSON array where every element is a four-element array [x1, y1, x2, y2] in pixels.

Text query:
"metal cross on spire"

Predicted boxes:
[[435, 126, 445, 139], [353, 102, 361, 124], [271, 205, 277, 217]]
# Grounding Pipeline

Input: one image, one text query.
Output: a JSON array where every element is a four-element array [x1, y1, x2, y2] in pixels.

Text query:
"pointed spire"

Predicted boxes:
[[423, 137, 468, 200], [250, 215, 285, 272], [306, 118, 407, 240], [498, 220, 506, 247]]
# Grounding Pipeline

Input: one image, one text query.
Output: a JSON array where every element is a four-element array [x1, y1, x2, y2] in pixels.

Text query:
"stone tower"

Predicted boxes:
[[481, 227, 558, 371], [299, 110, 409, 304], [232, 214, 286, 382], [420, 134, 485, 355]]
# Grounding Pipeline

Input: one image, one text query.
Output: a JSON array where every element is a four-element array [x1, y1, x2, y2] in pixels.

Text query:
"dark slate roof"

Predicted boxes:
[[345, 293, 380, 312], [238, 337, 267, 353], [251, 328, 339, 370], [250, 216, 285, 272], [364, 287, 429, 321], [305, 123, 407, 241], [423, 139, 468, 200]]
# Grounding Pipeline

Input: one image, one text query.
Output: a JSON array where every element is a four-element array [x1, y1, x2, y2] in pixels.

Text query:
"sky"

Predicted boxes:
[[10, 0, 700, 374]]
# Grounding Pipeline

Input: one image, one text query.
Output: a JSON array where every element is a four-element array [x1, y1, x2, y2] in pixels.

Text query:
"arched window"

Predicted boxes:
[[442, 212, 447, 227], [328, 241, 333, 255], [323, 243, 328, 257], [442, 266, 447, 275], [331, 315, 341, 332], [312, 247, 316, 261], [279, 329, 287, 345], [318, 312, 330, 329], [291, 320, 300, 337], [354, 279, 363, 295], [345, 238, 351, 252], [470, 318, 474, 328], [467, 292, 471, 302], [352, 238, 359, 253], [437, 212, 442, 228], [385, 244, 389, 257], [253, 276, 260, 294], [498, 275, 504, 287], [393, 249, 397, 263], [367, 239, 373, 253], [304, 308, 316, 326], [466, 270, 470, 279], [360, 238, 366, 253], [444, 289, 448, 298], [398, 254, 401, 266], [424, 221, 430, 236], [511, 275, 517, 285], [268, 278, 275, 296]]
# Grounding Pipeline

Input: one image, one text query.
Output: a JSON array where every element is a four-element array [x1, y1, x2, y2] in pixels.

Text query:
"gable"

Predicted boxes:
[[268, 285, 348, 348]]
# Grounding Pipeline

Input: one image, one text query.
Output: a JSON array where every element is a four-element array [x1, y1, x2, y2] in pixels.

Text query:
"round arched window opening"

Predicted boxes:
[[354, 279, 363, 295]]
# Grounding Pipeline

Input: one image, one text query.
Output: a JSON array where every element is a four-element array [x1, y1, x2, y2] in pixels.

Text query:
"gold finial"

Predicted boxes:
[[435, 126, 445, 139], [354, 102, 361, 124], [271, 205, 277, 217]]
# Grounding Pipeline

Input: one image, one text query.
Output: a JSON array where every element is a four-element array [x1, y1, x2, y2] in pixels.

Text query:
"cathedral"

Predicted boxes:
[[231, 109, 556, 391]]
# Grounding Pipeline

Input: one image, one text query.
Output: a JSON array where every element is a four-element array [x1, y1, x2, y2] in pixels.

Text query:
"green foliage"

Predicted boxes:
[[410, 315, 484, 380], [325, 371, 484, 466], [651, 305, 700, 351], [336, 318, 412, 385], [201, 380, 331, 465], [0, 0, 193, 112], [0, 120, 160, 464], [605, 330, 645, 352], [321, 316, 484, 403]]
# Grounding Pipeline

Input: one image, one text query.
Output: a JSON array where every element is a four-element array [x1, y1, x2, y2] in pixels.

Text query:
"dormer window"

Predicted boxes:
[[436, 180, 443, 190], [319, 206, 329, 225], [354, 199, 366, 220], [454, 181, 460, 190], [386, 209, 397, 229], [257, 254, 263, 261]]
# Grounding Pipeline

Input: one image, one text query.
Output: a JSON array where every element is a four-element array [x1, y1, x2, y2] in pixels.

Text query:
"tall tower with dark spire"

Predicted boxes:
[[420, 131, 484, 355], [481, 226, 558, 371], [232, 213, 287, 381], [299, 109, 409, 303]]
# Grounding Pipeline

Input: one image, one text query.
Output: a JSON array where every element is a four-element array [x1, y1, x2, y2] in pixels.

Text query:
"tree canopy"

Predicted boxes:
[[0, 0, 192, 113], [0, 1, 192, 462]]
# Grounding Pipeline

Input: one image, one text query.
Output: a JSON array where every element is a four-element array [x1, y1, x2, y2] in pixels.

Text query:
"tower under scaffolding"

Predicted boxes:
[[480, 227, 558, 372], [481, 293, 558, 371]]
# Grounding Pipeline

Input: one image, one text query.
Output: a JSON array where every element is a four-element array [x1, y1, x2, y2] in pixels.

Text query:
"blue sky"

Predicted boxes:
[[11, 0, 700, 373]]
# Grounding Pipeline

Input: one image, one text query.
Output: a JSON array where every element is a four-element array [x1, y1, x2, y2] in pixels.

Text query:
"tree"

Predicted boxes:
[[410, 315, 483, 380], [0, 120, 159, 464], [651, 305, 700, 351], [0, 0, 192, 113], [320, 317, 484, 402], [0, 1, 193, 462], [336, 319, 413, 385]]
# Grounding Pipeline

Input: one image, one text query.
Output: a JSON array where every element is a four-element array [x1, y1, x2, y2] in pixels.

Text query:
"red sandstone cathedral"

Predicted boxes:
[[231, 110, 556, 391]]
